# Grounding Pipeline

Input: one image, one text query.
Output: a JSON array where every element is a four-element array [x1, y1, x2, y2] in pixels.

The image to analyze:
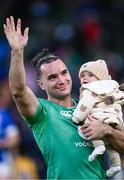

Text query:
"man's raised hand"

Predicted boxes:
[[3, 16, 29, 50]]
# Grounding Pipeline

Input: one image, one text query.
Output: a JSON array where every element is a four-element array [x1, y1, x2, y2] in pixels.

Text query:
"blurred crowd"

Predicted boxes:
[[0, 0, 124, 179]]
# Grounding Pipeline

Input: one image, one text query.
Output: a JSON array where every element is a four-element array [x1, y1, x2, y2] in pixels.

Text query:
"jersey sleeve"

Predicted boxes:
[[22, 98, 46, 129]]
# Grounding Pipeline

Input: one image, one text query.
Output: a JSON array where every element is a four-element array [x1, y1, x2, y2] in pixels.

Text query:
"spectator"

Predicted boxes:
[[0, 79, 20, 179]]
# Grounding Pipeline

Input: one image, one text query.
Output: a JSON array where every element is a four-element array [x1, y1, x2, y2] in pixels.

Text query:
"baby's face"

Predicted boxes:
[[80, 71, 99, 85]]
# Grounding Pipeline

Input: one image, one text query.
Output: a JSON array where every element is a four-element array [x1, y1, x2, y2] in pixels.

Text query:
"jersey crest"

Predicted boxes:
[[60, 110, 73, 119]]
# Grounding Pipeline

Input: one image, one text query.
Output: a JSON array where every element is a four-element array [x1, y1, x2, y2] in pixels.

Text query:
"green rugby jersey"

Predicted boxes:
[[23, 98, 106, 179]]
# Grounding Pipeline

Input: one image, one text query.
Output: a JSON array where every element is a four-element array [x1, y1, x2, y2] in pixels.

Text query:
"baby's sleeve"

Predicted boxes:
[[72, 89, 97, 123]]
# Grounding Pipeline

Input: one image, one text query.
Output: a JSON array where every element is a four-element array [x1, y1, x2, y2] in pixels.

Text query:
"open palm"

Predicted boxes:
[[3, 16, 29, 50]]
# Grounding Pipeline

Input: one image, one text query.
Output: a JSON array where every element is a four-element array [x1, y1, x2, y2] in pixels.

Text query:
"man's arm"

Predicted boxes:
[[81, 116, 124, 153], [3, 16, 38, 117]]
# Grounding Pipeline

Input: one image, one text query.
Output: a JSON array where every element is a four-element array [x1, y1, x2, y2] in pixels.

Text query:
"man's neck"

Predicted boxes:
[[48, 96, 74, 107]]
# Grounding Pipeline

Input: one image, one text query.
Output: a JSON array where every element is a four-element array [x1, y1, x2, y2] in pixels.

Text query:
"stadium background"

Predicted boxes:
[[0, 0, 124, 179]]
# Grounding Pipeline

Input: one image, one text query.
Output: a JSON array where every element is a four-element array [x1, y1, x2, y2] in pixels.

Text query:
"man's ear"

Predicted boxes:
[[37, 80, 46, 90]]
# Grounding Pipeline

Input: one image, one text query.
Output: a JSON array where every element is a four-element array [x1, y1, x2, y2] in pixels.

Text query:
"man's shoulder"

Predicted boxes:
[[37, 97, 50, 106], [37, 97, 46, 102]]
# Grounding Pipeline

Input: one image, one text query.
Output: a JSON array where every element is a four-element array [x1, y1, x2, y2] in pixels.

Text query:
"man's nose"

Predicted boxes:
[[58, 75, 65, 83]]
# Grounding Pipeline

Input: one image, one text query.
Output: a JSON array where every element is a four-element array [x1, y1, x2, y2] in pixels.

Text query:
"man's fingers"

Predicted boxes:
[[10, 16, 15, 31], [6, 18, 11, 30], [16, 18, 21, 34], [80, 125, 90, 134], [87, 115, 97, 121], [3, 24, 6, 33], [3, 24, 10, 40], [85, 132, 93, 139], [24, 27, 29, 39], [80, 123, 89, 130]]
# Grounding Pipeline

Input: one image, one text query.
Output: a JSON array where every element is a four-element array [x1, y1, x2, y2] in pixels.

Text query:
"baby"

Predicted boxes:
[[72, 59, 124, 177]]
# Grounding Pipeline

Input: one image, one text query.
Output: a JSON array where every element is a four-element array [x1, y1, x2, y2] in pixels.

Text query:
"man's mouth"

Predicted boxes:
[[58, 86, 67, 90], [57, 84, 69, 90]]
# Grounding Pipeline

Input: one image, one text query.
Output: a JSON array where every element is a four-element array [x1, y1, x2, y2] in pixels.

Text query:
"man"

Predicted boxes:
[[3, 16, 124, 179]]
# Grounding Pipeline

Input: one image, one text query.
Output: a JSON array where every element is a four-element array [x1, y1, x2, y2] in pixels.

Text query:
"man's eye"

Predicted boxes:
[[62, 70, 68, 75], [48, 75, 56, 80]]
